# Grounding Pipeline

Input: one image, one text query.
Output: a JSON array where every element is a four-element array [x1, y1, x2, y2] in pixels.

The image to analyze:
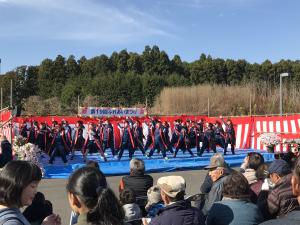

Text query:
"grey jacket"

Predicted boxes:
[[0, 208, 30, 225], [202, 175, 228, 216], [122, 203, 142, 221]]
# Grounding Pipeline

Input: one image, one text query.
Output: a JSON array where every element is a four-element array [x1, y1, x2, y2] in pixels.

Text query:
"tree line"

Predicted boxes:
[[0, 45, 299, 115]]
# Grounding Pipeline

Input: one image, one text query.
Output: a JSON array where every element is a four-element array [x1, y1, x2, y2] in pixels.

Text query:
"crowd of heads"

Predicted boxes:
[[1, 151, 300, 225]]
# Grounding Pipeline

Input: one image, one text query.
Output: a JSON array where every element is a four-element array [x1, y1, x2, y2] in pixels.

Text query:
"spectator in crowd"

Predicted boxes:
[[86, 160, 100, 170], [281, 151, 298, 169], [206, 172, 264, 225], [23, 192, 53, 225], [251, 163, 269, 197], [119, 159, 153, 213], [240, 152, 265, 185], [69, 161, 103, 225], [0, 161, 61, 225], [260, 157, 300, 224], [66, 166, 124, 225], [0, 135, 12, 168], [202, 153, 231, 216], [258, 159, 298, 219], [142, 175, 205, 225], [145, 186, 164, 218], [200, 153, 233, 195], [240, 152, 265, 201], [120, 188, 142, 222]]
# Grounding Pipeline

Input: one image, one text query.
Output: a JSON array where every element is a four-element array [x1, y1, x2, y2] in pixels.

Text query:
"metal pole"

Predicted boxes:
[[0, 88, 2, 122], [280, 75, 282, 116], [208, 97, 210, 117], [249, 93, 252, 116], [10, 79, 12, 108], [77, 95, 80, 115], [279, 73, 289, 116], [0, 58, 1, 75], [145, 97, 148, 109], [0, 88, 3, 123]]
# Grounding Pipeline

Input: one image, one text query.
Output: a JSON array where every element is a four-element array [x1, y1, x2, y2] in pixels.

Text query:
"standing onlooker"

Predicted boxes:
[[0, 161, 61, 225], [66, 166, 124, 225], [206, 172, 264, 225], [120, 188, 142, 222], [119, 159, 153, 213], [143, 176, 205, 225], [0, 135, 12, 168]]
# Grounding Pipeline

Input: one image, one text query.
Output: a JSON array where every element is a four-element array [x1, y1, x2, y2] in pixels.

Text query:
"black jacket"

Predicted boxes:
[[120, 173, 153, 198], [0, 140, 12, 168], [149, 200, 205, 225]]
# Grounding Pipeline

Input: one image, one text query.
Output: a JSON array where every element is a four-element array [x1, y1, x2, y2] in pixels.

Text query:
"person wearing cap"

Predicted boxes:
[[143, 175, 204, 225], [260, 159, 298, 218], [259, 157, 300, 224], [202, 153, 230, 216], [206, 172, 264, 225]]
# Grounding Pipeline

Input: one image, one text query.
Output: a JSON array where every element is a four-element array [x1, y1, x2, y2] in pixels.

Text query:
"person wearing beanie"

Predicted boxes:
[[145, 186, 164, 218]]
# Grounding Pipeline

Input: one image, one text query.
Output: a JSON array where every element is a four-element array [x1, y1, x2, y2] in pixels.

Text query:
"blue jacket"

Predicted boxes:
[[206, 199, 264, 225], [149, 200, 205, 225]]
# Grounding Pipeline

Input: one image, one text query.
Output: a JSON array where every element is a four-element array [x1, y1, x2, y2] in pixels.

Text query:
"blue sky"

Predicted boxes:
[[0, 0, 299, 73]]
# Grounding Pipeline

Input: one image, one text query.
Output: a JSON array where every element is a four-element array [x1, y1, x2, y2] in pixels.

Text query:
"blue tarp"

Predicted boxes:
[[42, 148, 275, 179]]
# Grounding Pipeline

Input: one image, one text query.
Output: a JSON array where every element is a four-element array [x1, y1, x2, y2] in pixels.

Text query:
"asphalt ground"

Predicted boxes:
[[37, 169, 208, 225]]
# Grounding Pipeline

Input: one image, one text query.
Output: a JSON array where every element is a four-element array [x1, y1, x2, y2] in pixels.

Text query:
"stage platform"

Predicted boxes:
[[41, 148, 275, 179]]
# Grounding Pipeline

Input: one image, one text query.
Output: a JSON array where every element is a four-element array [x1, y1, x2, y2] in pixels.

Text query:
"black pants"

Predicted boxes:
[[215, 136, 225, 149], [102, 140, 115, 156], [49, 144, 67, 164], [134, 139, 146, 155], [198, 138, 216, 156], [118, 141, 134, 159], [148, 142, 167, 158], [85, 141, 106, 158], [225, 138, 235, 154], [174, 142, 194, 157], [144, 137, 153, 151]]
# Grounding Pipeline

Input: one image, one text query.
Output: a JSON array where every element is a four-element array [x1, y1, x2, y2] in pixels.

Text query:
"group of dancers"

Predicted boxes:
[[19, 117, 236, 164]]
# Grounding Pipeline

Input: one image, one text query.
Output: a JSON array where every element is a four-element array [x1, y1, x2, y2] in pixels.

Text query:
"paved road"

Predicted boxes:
[[38, 169, 208, 225]]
